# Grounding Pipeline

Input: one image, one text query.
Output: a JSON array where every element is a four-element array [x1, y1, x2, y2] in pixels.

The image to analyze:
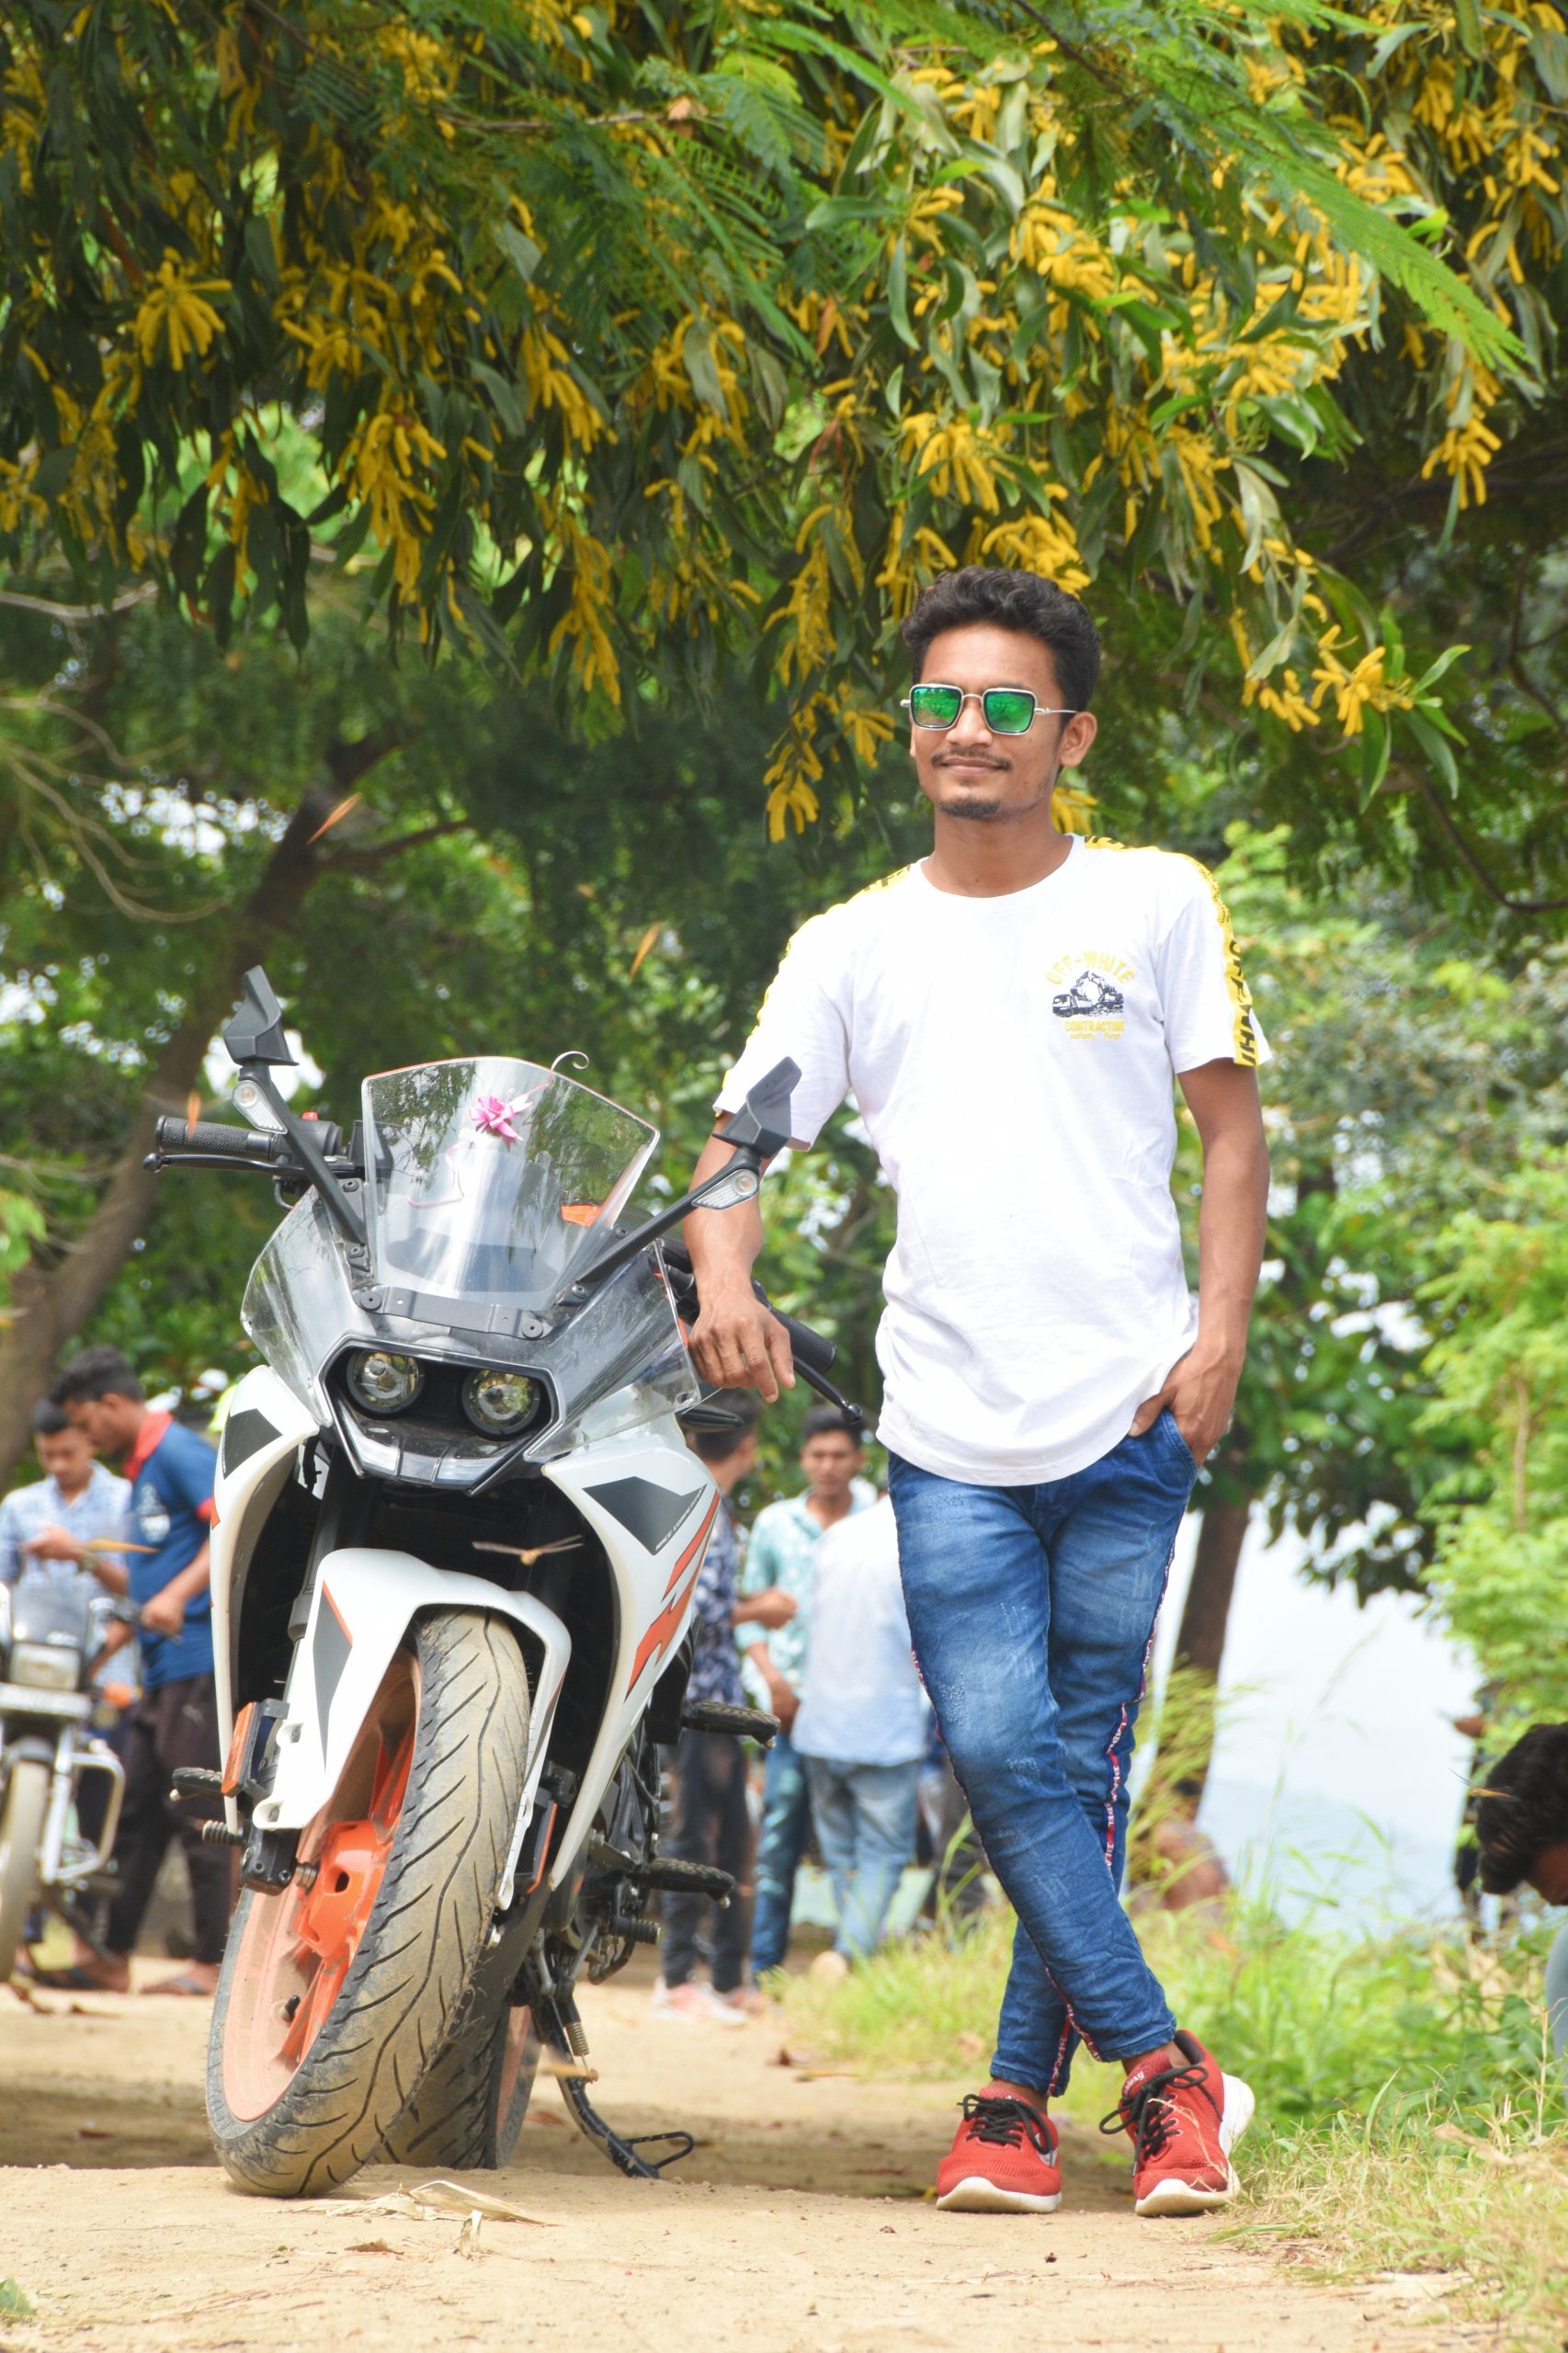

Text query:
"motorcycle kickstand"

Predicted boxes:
[[532, 1994, 694, 2182]]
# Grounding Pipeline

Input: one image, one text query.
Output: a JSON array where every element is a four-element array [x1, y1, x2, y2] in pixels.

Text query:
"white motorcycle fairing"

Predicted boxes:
[[209, 1381, 724, 1899], [540, 1421, 720, 1890], [251, 1551, 571, 1846]]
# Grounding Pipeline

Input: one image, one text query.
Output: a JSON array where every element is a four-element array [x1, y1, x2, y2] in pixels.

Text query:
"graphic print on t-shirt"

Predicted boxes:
[[1049, 949, 1133, 1038]]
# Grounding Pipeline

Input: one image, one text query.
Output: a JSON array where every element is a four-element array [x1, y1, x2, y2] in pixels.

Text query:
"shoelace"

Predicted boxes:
[[1099, 2056, 1210, 2165], [960, 2094, 1054, 2156]]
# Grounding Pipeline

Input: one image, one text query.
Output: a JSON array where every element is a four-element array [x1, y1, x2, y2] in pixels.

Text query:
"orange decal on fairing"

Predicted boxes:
[[626, 1495, 720, 1691]]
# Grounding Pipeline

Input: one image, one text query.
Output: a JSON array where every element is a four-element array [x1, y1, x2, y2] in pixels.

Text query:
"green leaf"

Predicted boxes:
[[1531, 23, 1568, 98], [1406, 707, 1461, 795], [494, 218, 542, 286], [1452, 0, 1484, 61], [1358, 706, 1391, 809], [1414, 643, 1471, 696], [472, 358, 527, 439]]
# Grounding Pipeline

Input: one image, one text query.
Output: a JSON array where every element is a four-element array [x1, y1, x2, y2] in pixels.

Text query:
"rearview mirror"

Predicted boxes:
[[223, 968, 296, 1069], [714, 1057, 799, 1162]]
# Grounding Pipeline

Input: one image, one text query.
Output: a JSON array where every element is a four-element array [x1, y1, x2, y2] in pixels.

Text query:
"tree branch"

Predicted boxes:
[[1413, 771, 1568, 916], [0, 583, 157, 624], [326, 816, 472, 872]]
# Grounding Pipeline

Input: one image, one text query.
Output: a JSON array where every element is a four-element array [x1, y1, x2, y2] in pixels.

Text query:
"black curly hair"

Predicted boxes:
[[1473, 1722, 1568, 1894], [899, 565, 1102, 713]]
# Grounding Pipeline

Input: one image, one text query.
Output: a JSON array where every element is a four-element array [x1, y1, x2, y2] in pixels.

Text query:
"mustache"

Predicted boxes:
[[933, 750, 1010, 770]]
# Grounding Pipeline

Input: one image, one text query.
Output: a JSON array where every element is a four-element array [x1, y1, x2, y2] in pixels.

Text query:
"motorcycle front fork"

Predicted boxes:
[[35, 1731, 126, 1960]]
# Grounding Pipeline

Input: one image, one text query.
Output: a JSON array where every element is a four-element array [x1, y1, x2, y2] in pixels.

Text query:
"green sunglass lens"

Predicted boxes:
[[910, 686, 963, 727], [982, 690, 1036, 733]]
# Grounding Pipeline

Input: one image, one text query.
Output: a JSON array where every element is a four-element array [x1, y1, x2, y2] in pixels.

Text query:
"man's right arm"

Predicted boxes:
[[683, 1132, 796, 1402]]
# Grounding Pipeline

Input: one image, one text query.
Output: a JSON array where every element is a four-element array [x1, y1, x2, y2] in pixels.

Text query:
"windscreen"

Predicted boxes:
[[363, 1059, 655, 1312]]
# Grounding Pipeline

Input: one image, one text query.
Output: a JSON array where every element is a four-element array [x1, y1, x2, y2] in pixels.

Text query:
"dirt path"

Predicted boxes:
[[1, 1959, 1469, 2353]]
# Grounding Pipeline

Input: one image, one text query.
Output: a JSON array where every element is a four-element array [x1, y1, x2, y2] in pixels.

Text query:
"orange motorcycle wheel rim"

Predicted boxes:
[[221, 1652, 417, 2123]]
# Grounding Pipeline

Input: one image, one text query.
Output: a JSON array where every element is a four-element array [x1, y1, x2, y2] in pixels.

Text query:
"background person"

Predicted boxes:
[[0, 1398, 134, 1944], [738, 1404, 875, 1981], [686, 563, 1270, 2221], [654, 1392, 797, 2024], [1473, 1721, 1568, 2090], [39, 1347, 228, 1997], [790, 1494, 928, 1972], [0, 1398, 131, 1600]]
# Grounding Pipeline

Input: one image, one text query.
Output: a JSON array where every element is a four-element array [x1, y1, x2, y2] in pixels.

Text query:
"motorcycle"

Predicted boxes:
[[148, 967, 857, 2197], [0, 1579, 138, 1981]]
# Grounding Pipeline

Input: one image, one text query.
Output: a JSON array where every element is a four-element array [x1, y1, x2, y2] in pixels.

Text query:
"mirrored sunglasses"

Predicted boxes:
[[901, 684, 1076, 734]]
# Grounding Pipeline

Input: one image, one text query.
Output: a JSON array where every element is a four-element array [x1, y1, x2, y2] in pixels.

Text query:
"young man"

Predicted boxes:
[[1474, 1722, 1568, 2088], [654, 1391, 797, 2024], [686, 565, 1270, 2219], [0, 1399, 130, 1596], [41, 1346, 229, 1996], [791, 1494, 928, 1970], [0, 1399, 135, 1865], [737, 1404, 876, 1979]]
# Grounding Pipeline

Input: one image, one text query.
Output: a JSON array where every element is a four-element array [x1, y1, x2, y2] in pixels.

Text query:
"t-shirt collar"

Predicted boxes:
[[124, 1407, 173, 1483]]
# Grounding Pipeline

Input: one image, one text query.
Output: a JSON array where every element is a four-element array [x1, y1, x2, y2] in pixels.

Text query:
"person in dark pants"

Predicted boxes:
[[653, 1392, 796, 2024], [39, 1347, 231, 1996]]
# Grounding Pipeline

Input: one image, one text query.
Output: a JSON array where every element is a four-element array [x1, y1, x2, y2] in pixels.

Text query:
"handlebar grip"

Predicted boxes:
[[154, 1116, 282, 1162], [771, 1308, 837, 1376]]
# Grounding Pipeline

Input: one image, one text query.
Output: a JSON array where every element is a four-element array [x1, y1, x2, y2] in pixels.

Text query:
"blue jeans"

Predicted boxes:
[[804, 1755, 922, 1961], [748, 1730, 812, 1976], [888, 1412, 1195, 2097]]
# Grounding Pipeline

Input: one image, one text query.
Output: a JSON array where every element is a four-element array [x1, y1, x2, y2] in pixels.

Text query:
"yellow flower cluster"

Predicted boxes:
[[763, 699, 829, 842], [1309, 629, 1416, 738], [520, 322, 608, 450], [543, 504, 622, 702], [132, 254, 229, 371], [901, 412, 1003, 512], [345, 409, 448, 595]]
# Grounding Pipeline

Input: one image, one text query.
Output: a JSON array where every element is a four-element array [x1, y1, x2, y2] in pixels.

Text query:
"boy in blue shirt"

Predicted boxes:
[[40, 1346, 229, 1995]]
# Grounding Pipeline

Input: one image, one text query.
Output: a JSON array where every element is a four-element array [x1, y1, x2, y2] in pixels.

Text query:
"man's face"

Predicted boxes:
[[36, 1427, 95, 1490], [801, 1433, 861, 1501], [63, 1392, 142, 1454], [1528, 1837, 1568, 1905], [908, 621, 1098, 827]]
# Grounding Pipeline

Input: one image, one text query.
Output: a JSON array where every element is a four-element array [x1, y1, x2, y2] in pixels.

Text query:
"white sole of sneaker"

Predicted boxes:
[[1133, 2073, 1256, 2218], [936, 2177, 1062, 2215]]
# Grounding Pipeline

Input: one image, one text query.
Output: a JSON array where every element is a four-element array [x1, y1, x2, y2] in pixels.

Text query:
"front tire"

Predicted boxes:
[[0, 1756, 50, 1982], [375, 1999, 539, 2168], [207, 1610, 530, 2196]]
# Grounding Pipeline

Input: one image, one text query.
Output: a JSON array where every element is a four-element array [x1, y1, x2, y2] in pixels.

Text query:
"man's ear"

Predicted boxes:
[[1059, 710, 1098, 767]]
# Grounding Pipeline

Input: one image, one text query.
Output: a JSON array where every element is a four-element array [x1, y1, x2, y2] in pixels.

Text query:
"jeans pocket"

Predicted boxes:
[[1159, 1406, 1199, 1476]]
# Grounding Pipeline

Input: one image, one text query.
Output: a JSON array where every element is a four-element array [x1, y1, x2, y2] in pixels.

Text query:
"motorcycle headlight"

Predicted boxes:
[[9, 1640, 80, 1691], [345, 1349, 425, 1415], [461, 1369, 540, 1437]]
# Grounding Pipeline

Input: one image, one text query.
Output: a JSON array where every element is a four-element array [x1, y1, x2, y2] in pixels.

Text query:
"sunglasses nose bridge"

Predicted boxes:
[[948, 691, 995, 743]]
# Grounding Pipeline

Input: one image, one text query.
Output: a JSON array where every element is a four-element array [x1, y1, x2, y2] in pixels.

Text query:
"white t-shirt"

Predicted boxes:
[[716, 837, 1269, 1486], [790, 1497, 928, 1768]]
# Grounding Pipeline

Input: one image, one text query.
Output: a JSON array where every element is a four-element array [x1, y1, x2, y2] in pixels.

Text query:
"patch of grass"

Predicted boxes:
[[0, 2278, 35, 2320], [780, 1897, 1567, 2347]]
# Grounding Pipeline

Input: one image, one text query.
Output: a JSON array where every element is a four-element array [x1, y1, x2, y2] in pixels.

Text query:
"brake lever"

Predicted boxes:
[[790, 1361, 866, 1434]]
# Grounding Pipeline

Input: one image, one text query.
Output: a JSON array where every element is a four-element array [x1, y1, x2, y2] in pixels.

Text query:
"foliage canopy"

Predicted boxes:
[[3, 1, 1565, 843]]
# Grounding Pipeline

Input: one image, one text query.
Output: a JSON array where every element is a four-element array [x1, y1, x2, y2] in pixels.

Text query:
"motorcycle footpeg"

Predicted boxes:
[[170, 1767, 222, 1802], [680, 1699, 779, 1748], [638, 1857, 736, 1904]]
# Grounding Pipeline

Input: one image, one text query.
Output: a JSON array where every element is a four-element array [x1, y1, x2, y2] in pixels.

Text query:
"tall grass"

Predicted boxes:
[[781, 1896, 1567, 2347]]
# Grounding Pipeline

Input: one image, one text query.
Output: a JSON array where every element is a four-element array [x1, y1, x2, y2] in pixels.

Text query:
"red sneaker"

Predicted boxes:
[[1103, 2030, 1255, 2217], [935, 2093, 1062, 2214]]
